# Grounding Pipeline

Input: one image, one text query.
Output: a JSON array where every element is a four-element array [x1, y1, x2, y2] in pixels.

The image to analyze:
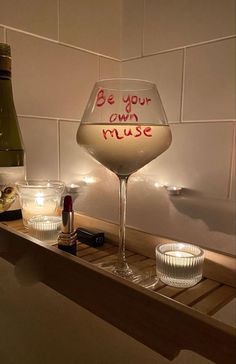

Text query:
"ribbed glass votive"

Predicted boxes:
[[156, 242, 204, 288], [28, 215, 61, 244]]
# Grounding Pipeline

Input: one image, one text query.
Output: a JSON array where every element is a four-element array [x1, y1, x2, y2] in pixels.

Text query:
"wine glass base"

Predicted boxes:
[[95, 260, 159, 290]]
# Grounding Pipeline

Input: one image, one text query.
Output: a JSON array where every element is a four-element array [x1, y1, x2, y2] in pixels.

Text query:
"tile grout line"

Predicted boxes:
[[121, 34, 236, 62], [0, 23, 120, 61], [98, 56, 101, 80], [180, 48, 186, 122], [57, 0, 60, 42], [57, 119, 61, 181], [18, 114, 80, 122], [140, 0, 145, 58], [3, 27, 7, 43], [227, 122, 236, 199]]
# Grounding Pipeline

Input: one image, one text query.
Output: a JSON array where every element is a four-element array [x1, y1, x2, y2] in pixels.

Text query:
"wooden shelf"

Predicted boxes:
[[0, 214, 235, 363]]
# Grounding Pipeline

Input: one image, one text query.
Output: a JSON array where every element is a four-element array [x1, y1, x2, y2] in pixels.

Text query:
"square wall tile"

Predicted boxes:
[[183, 38, 236, 121], [144, 0, 236, 55], [19, 117, 59, 180], [137, 122, 234, 199], [122, 50, 183, 122], [59, 0, 121, 59], [7, 30, 99, 120], [121, 0, 143, 59], [99, 58, 121, 79], [0, 27, 4, 42], [59, 121, 118, 220], [0, 0, 58, 39]]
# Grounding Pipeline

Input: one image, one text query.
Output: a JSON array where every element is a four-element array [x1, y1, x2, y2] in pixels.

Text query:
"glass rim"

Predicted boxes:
[[94, 78, 156, 91], [16, 179, 65, 187], [155, 242, 205, 259]]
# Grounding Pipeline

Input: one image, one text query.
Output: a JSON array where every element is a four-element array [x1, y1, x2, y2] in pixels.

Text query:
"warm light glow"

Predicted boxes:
[[82, 176, 96, 184], [35, 192, 45, 206]]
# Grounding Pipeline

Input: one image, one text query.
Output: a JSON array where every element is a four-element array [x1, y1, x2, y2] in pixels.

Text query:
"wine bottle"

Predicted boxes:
[[0, 43, 25, 221]]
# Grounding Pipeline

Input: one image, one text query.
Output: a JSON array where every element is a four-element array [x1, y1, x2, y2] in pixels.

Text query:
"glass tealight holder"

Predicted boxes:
[[16, 180, 65, 227], [28, 215, 62, 244], [156, 242, 204, 288]]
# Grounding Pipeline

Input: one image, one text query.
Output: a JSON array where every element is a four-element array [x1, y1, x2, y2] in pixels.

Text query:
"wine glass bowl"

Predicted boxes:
[[77, 78, 172, 288]]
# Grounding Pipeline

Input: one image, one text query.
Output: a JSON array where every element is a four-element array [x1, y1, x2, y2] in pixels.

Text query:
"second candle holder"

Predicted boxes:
[[156, 242, 204, 288]]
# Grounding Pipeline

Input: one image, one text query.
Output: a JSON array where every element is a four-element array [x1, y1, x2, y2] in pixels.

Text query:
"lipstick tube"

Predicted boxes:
[[58, 195, 77, 254]]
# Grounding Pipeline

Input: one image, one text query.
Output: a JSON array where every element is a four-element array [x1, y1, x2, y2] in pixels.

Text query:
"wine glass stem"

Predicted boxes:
[[117, 176, 130, 273]]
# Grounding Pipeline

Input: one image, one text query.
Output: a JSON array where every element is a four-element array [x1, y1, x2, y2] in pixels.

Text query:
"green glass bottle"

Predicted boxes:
[[0, 43, 25, 221]]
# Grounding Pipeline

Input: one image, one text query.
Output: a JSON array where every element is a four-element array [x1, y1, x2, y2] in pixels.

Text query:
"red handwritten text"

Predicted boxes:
[[122, 95, 151, 113], [109, 113, 138, 122], [102, 126, 152, 140], [96, 89, 114, 107]]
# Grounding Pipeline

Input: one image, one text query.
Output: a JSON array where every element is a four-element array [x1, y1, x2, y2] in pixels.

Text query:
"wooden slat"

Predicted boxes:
[[193, 285, 236, 315], [76, 246, 99, 257], [133, 258, 155, 270], [92, 250, 134, 264], [126, 254, 147, 264], [175, 279, 221, 305], [82, 246, 117, 262], [157, 285, 186, 298], [77, 243, 93, 251]]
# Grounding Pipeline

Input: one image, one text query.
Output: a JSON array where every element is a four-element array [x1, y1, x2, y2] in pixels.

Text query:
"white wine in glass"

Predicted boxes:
[[77, 79, 172, 288]]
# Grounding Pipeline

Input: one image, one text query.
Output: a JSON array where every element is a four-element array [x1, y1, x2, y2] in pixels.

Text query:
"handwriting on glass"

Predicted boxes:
[[96, 89, 152, 140]]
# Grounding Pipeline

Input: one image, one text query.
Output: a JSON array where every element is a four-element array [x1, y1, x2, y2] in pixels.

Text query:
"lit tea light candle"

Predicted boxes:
[[22, 193, 58, 222], [156, 242, 204, 288], [166, 186, 182, 195], [66, 184, 80, 193], [16, 180, 65, 227]]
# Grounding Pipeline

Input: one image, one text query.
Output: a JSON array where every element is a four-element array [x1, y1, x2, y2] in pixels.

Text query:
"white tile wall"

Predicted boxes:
[[140, 122, 234, 199], [19, 117, 59, 180], [123, 50, 183, 122], [183, 38, 236, 121], [7, 30, 99, 120], [99, 58, 121, 79], [143, 0, 236, 55], [121, 0, 143, 59], [0, 0, 58, 39], [59, 0, 121, 58]]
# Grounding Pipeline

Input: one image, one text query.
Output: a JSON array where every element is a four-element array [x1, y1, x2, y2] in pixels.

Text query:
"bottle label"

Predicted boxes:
[[0, 166, 25, 212]]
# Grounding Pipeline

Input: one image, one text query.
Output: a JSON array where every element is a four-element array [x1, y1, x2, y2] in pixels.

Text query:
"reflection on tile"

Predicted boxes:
[[144, 0, 236, 54], [100, 58, 121, 79], [136, 122, 234, 199], [59, 0, 121, 58], [19, 117, 59, 180], [59, 121, 118, 221], [127, 180, 236, 256], [0, 0, 58, 39], [122, 50, 183, 122], [121, 0, 143, 59], [183, 38, 236, 121], [7, 30, 99, 119]]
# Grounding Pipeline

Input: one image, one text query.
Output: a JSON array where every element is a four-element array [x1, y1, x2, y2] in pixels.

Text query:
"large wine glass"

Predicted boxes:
[[77, 79, 172, 288]]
